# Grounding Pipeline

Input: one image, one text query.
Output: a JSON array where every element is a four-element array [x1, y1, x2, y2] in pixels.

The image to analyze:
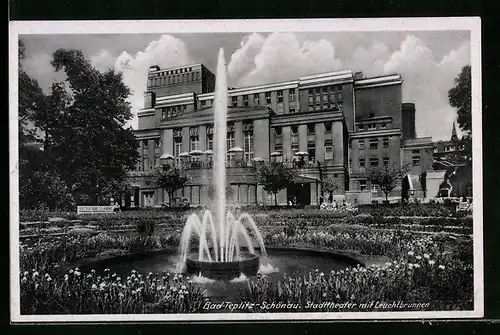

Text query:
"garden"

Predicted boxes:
[[17, 202, 474, 314]]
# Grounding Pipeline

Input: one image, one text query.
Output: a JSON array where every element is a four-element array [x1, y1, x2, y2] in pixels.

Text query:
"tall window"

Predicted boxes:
[[291, 142, 299, 154], [200, 100, 206, 108], [371, 183, 379, 193], [243, 95, 249, 106], [254, 93, 260, 105], [275, 143, 283, 153], [308, 90, 314, 104], [174, 138, 182, 165], [368, 123, 376, 131], [359, 140, 365, 150], [275, 126, 282, 136], [383, 156, 390, 166], [232, 96, 238, 107], [381, 122, 387, 129], [190, 128, 199, 151], [206, 134, 213, 151], [325, 123, 332, 133], [307, 141, 316, 161], [226, 131, 236, 163], [289, 90, 296, 102], [307, 123, 315, 134], [315, 88, 321, 103], [369, 157, 379, 166], [277, 90, 283, 103], [244, 131, 254, 162], [325, 139, 333, 160], [291, 125, 298, 135], [359, 157, 365, 168], [265, 92, 272, 104]]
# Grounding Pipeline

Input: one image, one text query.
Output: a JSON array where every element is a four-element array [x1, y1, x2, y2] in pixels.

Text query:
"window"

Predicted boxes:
[[359, 157, 365, 167], [289, 90, 296, 102], [315, 88, 321, 102], [359, 141, 365, 149], [308, 106, 314, 112], [412, 149, 421, 166], [155, 139, 161, 148], [368, 124, 376, 131], [323, 102, 329, 110], [142, 139, 148, 147], [349, 158, 352, 168], [381, 156, 389, 166], [232, 96, 238, 107], [244, 131, 254, 161], [206, 134, 213, 151], [369, 139, 378, 149], [277, 90, 283, 103], [275, 143, 283, 153], [307, 123, 315, 134], [190, 128, 199, 151], [325, 139, 333, 160], [315, 103, 321, 111], [381, 122, 387, 129], [369, 157, 379, 166], [201, 100, 206, 108], [308, 90, 314, 103], [371, 183, 379, 193], [291, 125, 298, 135], [322, 87, 328, 101], [226, 132, 236, 163], [289, 108, 296, 114], [307, 141, 315, 161], [383, 137, 389, 148], [358, 124, 364, 131], [325, 123, 332, 133], [254, 94, 260, 105], [359, 180, 367, 191], [291, 142, 299, 154], [243, 95, 249, 107], [174, 138, 182, 165], [275, 127, 282, 136], [337, 92, 344, 102], [265, 92, 271, 104]]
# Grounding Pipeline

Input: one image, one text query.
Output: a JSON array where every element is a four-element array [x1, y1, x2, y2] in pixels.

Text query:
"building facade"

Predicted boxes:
[[127, 63, 434, 207]]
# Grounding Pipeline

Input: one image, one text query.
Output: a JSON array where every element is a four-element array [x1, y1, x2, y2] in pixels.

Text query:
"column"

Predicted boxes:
[[282, 126, 291, 161], [139, 140, 144, 170], [257, 184, 265, 204], [310, 182, 318, 205], [253, 119, 270, 160], [315, 123, 325, 163], [235, 121, 244, 149], [332, 121, 344, 165], [162, 129, 174, 155], [199, 125, 206, 152], [148, 139, 155, 169], [182, 127, 190, 153], [299, 124, 307, 152]]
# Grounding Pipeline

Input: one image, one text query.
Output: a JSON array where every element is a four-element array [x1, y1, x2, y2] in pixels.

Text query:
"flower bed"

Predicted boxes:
[[21, 268, 205, 314]]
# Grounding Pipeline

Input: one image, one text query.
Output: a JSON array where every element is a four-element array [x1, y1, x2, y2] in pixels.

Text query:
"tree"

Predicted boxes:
[[321, 176, 340, 202], [364, 164, 410, 201], [155, 167, 190, 206], [448, 65, 471, 134], [28, 48, 139, 204], [256, 161, 296, 206]]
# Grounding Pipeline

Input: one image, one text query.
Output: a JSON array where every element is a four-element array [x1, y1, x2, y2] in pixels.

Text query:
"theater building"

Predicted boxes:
[[127, 63, 434, 207]]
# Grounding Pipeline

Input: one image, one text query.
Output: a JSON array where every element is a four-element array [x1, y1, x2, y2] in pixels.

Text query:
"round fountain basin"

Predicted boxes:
[[185, 253, 260, 280]]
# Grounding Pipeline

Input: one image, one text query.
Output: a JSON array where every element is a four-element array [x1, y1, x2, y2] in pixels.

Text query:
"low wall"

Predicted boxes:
[[345, 191, 372, 205]]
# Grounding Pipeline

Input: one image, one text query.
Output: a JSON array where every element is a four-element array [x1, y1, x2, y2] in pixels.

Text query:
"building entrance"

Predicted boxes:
[[287, 183, 311, 206]]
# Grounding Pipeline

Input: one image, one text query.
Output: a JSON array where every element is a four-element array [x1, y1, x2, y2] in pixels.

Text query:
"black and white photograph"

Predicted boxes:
[[9, 18, 483, 322]]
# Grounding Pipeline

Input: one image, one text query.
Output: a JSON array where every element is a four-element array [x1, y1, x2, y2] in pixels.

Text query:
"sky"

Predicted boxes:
[[20, 30, 471, 141]]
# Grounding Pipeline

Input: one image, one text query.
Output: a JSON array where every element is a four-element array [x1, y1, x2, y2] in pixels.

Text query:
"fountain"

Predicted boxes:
[[178, 48, 268, 280]]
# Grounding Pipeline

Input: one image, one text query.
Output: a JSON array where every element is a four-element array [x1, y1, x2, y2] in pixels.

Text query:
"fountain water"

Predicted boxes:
[[178, 48, 269, 279]]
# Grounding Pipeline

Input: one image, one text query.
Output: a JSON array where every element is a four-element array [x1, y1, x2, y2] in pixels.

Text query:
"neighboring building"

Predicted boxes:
[[430, 123, 472, 198], [127, 63, 434, 207]]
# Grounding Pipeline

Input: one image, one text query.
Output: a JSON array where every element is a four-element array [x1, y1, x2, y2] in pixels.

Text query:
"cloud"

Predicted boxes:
[[112, 35, 195, 128], [21, 52, 66, 94], [228, 33, 342, 87], [90, 49, 116, 72], [347, 41, 390, 77]]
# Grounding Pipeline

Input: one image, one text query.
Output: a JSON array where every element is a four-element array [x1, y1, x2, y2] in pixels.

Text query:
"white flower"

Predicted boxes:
[[64, 274, 69, 281], [74, 271, 81, 276], [69, 270, 73, 274], [46, 276, 52, 282], [322, 292, 327, 298], [416, 256, 422, 260], [438, 265, 446, 270], [428, 260, 436, 265], [92, 284, 97, 290], [424, 253, 430, 259], [32, 271, 39, 278], [414, 264, 421, 268], [117, 277, 121, 281]]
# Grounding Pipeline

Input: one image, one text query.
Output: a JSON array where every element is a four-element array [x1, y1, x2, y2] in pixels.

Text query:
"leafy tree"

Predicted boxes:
[[155, 167, 190, 206], [256, 161, 296, 206], [101, 177, 135, 208], [364, 164, 410, 201], [448, 65, 471, 134], [321, 176, 340, 201], [28, 48, 139, 204]]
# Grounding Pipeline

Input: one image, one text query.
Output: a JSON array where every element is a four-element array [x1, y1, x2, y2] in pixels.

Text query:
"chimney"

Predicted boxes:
[[401, 103, 416, 139], [354, 71, 364, 80], [149, 65, 160, 72]]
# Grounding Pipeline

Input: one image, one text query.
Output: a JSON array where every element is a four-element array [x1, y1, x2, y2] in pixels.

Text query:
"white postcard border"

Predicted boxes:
[[9, 17, 483, 322]]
